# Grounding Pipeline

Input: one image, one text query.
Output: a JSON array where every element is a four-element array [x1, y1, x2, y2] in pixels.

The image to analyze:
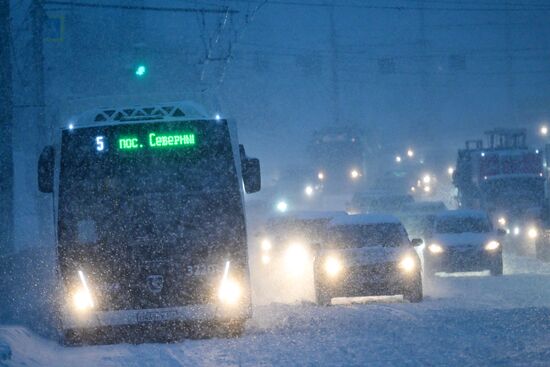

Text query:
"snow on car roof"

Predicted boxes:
[[269, 211, 348, 222], [435, 209, 488, 219], [402, 201, 447, 213], [330, 213, 401, 226]]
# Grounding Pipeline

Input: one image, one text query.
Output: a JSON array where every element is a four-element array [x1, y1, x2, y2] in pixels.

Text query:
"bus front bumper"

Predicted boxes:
[[62, 303, 251, 330]]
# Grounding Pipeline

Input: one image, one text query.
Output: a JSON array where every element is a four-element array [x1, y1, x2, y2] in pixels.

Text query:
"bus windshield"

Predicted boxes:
[[58, 120, 243, 248]]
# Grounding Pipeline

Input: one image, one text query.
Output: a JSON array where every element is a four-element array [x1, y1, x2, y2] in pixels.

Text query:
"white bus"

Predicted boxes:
[[37, 102, 260, 343]]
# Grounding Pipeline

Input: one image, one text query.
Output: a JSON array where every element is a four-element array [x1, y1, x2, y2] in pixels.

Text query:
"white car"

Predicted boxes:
[[425, 210, 505, 276], [313, 214, 423, 305]]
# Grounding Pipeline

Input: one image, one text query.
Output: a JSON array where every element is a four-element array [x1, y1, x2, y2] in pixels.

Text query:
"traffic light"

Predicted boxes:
[[135, 64, 147, 77]]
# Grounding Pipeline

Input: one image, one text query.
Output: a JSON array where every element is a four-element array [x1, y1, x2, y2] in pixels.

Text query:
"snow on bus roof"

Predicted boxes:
[[435, 209, 488, 219], [330, 213, 401, 227]]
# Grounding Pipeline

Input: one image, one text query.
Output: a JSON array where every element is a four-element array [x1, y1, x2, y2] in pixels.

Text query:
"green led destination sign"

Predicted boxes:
[[117, 132, 196, 151]]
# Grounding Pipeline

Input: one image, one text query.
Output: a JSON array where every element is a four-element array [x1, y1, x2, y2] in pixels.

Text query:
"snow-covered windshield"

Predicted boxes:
[[329, 223, 407, 248], [435, 217, 492, 234]]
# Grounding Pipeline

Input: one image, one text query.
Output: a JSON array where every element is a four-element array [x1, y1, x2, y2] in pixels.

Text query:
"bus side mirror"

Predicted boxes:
[[38, 145, 55, 193], [242, 157, 261, 194], [411, 238, 423, 247]]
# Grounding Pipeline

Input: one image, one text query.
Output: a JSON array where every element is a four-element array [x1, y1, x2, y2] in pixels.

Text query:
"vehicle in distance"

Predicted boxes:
[[424, 210, 505, 276], [396, 201, 447, 243], [313, 214, 423, 305], [255, 211, 346, 301], [37, 102, 261, 343]]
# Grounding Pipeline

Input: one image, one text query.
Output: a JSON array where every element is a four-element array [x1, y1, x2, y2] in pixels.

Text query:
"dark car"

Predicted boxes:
[[424, 210, 504, 276], [313, 214, 423, 305]]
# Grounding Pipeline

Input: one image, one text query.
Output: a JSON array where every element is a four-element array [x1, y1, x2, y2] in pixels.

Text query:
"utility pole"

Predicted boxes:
[[504, 7, 516, 125], [31, 0, 46, 139], [329, 2, 340, 125], [0, 0, 14, 254], [31, 0, 49, 245]]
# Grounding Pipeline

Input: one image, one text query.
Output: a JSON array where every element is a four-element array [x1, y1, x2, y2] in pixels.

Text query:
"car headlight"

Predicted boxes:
[[284, 243, 309, 276], [497, 217, 506, 226], [218, 261, 242, 306], [527, 227, 538, 239], [324, 256, 343, 277], [398, 255, 417, 273], [261, 238, 272, 251], [513, 226, 521, 236], [72, 270, 94, 312], [485, 240, 500, 251], [261, 254, 271, 265], [428, 243, 444, 254]]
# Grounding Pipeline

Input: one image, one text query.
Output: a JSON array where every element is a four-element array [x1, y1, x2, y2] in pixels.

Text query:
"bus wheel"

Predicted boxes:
[[218, 320, 246, 338], [61, 329, 83, 346]]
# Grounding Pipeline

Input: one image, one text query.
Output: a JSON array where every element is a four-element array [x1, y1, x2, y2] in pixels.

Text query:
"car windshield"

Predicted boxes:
[[329, 223, 407, 248], [435, 217, 492, 234]]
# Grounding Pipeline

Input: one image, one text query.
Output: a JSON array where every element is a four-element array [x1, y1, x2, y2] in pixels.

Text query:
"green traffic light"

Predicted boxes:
[[135, 65, 147, 77]]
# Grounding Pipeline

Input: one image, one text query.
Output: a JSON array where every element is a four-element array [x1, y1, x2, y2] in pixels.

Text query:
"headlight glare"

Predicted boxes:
[[527, 227, 538, 239], [428, 243, 444, 254], [218, 279, 242, 305], [261, 238, 272, 251], [218, 261, 242, 306], [485, 240, 500, 251], [399, 256, 416, 272], [72, 288, 94, 311], [324, 256, 343, 277], [284, 243, 309, 276], [72, 270, 94, 312]]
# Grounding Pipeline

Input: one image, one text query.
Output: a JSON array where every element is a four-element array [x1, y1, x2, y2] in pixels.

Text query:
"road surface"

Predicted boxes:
[[1, 253, 550, 366]]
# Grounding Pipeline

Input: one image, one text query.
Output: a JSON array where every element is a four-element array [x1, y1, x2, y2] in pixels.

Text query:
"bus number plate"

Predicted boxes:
[[186, 264, 218, 276]]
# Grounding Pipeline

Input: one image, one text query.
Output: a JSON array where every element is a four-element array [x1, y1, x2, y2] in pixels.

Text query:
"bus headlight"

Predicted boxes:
[[218, 261, 242, 306], [284, 243, 309, 276], [398, 256, 416, 273], [72, 270, 94, 312], [527, 226, 538, 239], [324, 256, 343, 277], [485, 240, 500, 251], [72, 288, 94, 311], [428, 243, 444, 254], [218, 279, 242, 305]]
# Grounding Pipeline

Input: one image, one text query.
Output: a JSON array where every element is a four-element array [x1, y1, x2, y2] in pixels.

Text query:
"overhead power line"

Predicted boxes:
[[215, 0, 550, 11], [44, 1, 238, 14]]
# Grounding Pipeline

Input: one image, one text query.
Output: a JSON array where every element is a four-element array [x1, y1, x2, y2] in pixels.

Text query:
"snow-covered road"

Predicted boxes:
[[2, 253, 550, 367]]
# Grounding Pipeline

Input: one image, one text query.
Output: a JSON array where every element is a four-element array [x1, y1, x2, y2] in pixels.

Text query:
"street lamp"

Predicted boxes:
[[447, 166, 454, 176]]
